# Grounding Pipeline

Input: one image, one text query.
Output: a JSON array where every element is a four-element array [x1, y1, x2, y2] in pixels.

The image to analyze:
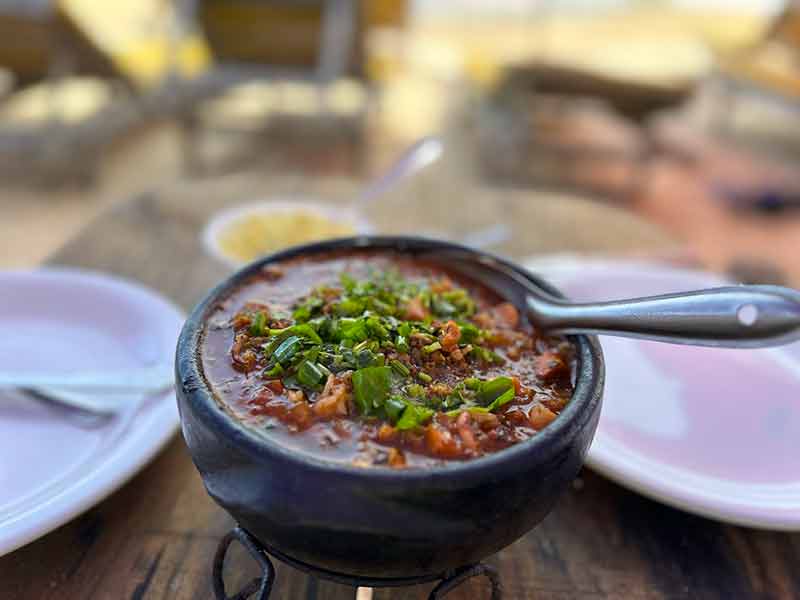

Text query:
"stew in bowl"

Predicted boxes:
[[202, 251, 575, 468]]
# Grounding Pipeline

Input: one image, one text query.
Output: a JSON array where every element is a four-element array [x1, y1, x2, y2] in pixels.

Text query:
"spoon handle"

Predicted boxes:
[[526, 285, 800, 348]]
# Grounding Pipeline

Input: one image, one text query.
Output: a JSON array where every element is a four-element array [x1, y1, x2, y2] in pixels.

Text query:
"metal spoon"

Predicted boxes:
[[353, 136, 444, 209], [433, 250, 800, 348], [352, 137, 511, 249]]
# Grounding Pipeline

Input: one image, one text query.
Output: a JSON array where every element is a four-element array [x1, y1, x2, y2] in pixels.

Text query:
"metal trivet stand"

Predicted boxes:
[[214, 526, 503, 600]]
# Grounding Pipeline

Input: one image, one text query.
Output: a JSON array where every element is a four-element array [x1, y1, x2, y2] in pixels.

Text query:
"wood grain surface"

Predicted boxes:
[[1, 172, 797, 600]]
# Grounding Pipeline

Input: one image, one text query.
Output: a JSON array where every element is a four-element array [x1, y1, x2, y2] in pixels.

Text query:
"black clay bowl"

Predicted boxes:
[[175, 236, 604, 580]]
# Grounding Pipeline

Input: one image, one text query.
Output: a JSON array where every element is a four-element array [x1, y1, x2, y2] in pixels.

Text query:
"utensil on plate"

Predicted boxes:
[[0, 267, 184, 557], [22, 387, 146, 415], [4, 365, 173, 414], [0, 365, 174, 392]]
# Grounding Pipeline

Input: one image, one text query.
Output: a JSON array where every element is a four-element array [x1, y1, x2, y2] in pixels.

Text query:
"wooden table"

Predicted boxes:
[[2, 172, 797, 600]]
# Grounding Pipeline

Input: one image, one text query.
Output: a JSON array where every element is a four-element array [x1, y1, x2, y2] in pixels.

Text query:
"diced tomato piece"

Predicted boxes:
[[439, 320, 461, 351], [377, 424, 398, 443], [494, 302, 519, 328], [529, 404, 557, 430], [425, 424, 461, 458], [387, 448, 407, 468], [533, 352, 569, 381], [403, 296, 429, 321], [264, 380, 284, 394]]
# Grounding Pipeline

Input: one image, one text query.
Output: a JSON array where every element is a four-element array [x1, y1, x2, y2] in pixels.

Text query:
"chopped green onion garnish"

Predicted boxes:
[[486, 387, 515, 411], [297, 361, 327, 390], [390, 359, 410, 377], [464, 377, 481, 391], [271, 335, 303, 366], [477, 376, 515, 407], [470, 345, 505, 365], [397, 403, 434, 430], [268, 324, 322, 344], [458, 322, 482, 344], [352, 366, 392, 416], [432, 297, 456, 316], [335, 298, 365, 316], [249, 312, 268, 336], [264, 363, 284, 378], [241, 267, 534, 428], [366, 317, 389, 339], [357, 348, 384, 368], [385, 396, 406, 422], [422, 341, 442, 354], [339, 317, 369, 342], [395, 335, 409, 354]]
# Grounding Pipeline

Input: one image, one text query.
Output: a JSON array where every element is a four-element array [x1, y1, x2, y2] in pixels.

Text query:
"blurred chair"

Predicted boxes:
[[175, 0, 408, 174], [0, 0, 406, 183], [498, 63, 693, 124], [476, 62, 693, 200], [177, 0, 357, 173], [196, 0, 358, 84], [0, 0, 117, 85], [0, 0, 207, 184], [645, 0, 800, 220]]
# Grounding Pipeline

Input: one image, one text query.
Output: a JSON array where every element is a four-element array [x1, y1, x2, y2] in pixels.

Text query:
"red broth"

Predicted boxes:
[[201, 251, 575, 468]]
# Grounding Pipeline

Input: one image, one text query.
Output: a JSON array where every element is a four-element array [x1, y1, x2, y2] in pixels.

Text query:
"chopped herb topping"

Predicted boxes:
[[221, 259, 574, 467], [230, 269, 524, 425]]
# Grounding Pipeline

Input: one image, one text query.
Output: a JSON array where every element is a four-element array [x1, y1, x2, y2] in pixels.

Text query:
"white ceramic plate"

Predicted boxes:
[[0, 269, 184, 555], [525, 256, 800, 530]]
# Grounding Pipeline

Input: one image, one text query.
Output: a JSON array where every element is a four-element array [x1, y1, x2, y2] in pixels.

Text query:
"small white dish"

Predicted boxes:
[[525, 256, 800, 530], [202, 199, 373, 268], [0, 268, 184, 555]]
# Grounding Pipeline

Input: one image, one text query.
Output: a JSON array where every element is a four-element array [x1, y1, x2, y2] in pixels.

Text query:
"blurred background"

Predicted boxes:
[[1, 0, 799, 286]]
